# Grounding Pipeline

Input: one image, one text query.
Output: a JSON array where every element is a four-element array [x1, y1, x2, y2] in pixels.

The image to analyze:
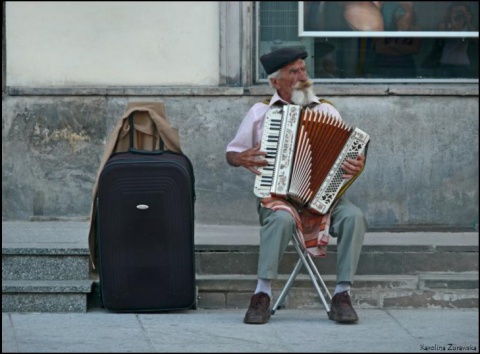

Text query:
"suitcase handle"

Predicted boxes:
[[128, 113, 165, 153]]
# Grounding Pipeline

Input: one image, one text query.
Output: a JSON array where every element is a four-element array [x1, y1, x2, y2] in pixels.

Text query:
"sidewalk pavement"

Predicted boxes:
[[2, 307, 479, 353]]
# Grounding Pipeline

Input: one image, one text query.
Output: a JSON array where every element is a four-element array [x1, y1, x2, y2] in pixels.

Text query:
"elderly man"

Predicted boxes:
[[225, 47, 367, 324]]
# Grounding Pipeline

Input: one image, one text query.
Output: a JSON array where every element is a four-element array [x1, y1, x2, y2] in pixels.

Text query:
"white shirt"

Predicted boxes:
[[226, 92, 342, 153]]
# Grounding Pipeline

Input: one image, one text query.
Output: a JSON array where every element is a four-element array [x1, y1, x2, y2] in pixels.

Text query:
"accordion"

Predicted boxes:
[[254, 104, 370, 215]]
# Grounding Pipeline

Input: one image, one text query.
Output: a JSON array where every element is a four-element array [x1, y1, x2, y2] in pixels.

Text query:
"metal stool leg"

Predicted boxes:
[[304, 247, 332, 303], [271, 256, 303, 315], [271, 231, 332, 315]]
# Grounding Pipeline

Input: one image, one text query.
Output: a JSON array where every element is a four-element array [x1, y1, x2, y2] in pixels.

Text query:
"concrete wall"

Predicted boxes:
[[6, 2, 220, 86], [2, 85, 478, 230], [2, 2, 479, 230]]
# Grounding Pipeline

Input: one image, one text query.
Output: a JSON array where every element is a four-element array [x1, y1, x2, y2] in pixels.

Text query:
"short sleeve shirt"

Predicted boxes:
[[226, 92, 342, 153]]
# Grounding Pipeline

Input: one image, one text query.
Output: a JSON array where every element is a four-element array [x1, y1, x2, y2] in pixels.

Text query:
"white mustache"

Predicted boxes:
[[291, 81, 315, 106], [293, 80, 313, 90]]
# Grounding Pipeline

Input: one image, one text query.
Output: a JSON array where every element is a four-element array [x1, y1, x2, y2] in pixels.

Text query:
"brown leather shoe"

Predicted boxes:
[[328, 291, 359, 323], [243, 292, 271, 324]]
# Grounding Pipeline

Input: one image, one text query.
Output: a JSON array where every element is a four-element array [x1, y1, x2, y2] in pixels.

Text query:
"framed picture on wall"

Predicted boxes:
[[299, 1, 479, 37]]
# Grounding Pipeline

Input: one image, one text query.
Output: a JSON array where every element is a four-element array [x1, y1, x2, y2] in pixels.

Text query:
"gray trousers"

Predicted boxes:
[[256, 197, 367, 284]]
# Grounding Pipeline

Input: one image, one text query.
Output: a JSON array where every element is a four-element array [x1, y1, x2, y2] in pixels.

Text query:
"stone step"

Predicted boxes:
[[2, 222, 478, 312], [195, 272, 479, 310], [4, 272, 477, 313], [3, 241, 478, 281], [2, 253, 90, 280], [195, 243, 479, 276], [3, 243, 477, 282], [2, 280, 94, 312], [196, 272, 480, 291], [86, 272, 478, 311]]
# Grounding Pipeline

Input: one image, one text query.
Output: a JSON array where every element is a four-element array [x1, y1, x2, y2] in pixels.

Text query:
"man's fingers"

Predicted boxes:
[[247, 166, 262, 175]]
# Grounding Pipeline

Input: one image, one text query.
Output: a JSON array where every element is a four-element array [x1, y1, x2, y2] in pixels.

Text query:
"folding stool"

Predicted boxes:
[[271, 230, 332, 315]]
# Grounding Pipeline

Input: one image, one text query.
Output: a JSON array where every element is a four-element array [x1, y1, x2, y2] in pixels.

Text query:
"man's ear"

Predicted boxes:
[[270, 77, 279, 89]]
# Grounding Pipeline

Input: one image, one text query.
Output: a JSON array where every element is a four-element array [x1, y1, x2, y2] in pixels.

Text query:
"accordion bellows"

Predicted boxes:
[[254, 105, 370, 215]]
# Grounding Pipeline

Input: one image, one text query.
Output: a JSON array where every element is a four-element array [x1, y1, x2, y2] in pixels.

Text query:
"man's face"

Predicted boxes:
[[277, 59, 308, 88], [274, 59, 310, 103]]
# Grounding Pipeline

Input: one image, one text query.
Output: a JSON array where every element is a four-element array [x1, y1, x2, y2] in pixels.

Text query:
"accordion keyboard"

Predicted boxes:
[[254, 106, 284, 198]]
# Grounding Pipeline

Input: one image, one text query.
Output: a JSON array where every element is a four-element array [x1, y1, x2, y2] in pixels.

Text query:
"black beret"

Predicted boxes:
[[260, 47, 308, 75]]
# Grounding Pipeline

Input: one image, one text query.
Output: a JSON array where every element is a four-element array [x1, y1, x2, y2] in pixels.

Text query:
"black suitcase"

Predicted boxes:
[[97, 115, 196, 312]]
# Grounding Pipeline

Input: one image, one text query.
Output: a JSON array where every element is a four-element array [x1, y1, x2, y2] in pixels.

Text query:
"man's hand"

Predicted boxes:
[[341, 154, 365, 179], [226, 144, 268, 175]]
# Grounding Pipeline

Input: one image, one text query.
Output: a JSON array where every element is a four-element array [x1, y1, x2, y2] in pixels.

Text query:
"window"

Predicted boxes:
[[256, 1, 479, 82]]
